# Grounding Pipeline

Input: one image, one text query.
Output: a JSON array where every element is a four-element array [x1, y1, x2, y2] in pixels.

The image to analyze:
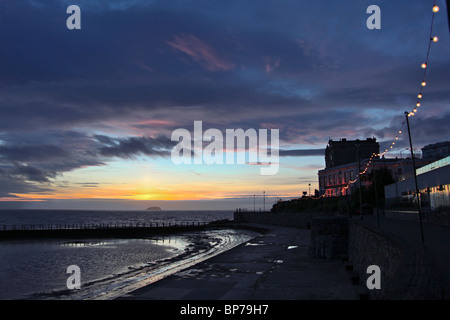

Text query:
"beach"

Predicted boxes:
[[118, 224, 358, 300], [0, 210, 258, 300]]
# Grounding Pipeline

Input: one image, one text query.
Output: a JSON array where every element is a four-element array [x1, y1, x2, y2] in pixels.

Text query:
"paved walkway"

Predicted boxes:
[[118, 225, 358, 300], [357, 214, 450, 299]]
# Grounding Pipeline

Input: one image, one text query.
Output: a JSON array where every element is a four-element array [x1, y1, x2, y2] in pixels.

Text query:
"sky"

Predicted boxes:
[[0, 0, 449, 211]]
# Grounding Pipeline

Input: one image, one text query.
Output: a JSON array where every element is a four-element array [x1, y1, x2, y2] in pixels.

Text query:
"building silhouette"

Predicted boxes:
[[318, 138, 434, 197], [422, 141, 450, 161], [325, 138, 379, 168]]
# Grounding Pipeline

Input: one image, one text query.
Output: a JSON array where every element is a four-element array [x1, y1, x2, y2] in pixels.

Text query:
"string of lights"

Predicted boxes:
[[314, 1, 442, 199], [408, 2, 440, 117], [376, 1, 440, 158], [305, 193, 327, 200]]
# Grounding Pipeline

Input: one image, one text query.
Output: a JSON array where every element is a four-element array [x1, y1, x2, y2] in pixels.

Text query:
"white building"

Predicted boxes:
[[384, 156, 450, 211]]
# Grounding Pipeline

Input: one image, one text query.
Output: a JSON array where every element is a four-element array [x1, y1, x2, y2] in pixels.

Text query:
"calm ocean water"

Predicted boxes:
[[0, 209, 234, 228], [0, 210, 256, 300]]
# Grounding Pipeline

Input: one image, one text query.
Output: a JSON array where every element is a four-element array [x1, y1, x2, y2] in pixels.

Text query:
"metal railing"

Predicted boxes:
[[0, 221, 210, 232]]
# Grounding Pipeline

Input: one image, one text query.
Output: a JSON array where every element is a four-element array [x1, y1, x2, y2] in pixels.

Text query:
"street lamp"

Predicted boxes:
[[355, 142, 362, 219], [372, 159, 380, 227], [263, 191, 265, 212], [405, 112, 425, 243]]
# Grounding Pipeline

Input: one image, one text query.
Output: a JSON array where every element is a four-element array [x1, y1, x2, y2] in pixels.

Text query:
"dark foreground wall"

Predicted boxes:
[[349, 220, 444, 299], [385, 209, 450, 226], [234, 211, 313, 228], [234, 211, 445, 299], [308, 216, 348, 260]]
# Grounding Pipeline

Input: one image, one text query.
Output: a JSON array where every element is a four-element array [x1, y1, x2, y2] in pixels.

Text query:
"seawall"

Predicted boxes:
[[385, 209, 450, 226], [233, 211, 445, 299], [233, 210, 313, 228], [348, 219, 443, 299]]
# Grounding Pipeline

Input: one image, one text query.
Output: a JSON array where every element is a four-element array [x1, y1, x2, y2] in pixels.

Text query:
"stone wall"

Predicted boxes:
[[234, 210, 445, 299], [384, 209, 450, 226], [308, 216, 348, 260], [349, 220, 443, 299], [233, 211, 313, 229]]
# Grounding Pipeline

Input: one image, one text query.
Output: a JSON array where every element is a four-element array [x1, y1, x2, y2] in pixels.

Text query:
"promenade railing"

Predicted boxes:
[[0, 221, 210, 232]]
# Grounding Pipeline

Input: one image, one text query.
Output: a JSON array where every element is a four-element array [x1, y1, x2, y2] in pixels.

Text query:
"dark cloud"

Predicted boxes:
[[0, 131, 103, 166], [0, 0, 449, 205], [0, 131, 106, 197], [10, 164, 56, 183], [401, 112, 450, 147], [1, 0, 448, 138], [0, 145, 68, 163], [0, 169, 54, 196], [95, 135, 173, 159], [75, 182, 102, 188], [0, 130, 176, 189], [279, 149, 325, 157]]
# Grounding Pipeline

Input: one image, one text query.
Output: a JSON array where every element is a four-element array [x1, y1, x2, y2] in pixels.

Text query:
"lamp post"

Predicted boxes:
[[447, 0, 450, 35], [405, 112, 425, 243], [355, 142, 362, 219], [263, 191, 265, 212], [372, 158, 380, 227]]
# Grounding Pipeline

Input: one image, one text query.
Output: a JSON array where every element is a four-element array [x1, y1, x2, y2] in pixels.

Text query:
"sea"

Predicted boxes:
[[0, 209, 258, 300]]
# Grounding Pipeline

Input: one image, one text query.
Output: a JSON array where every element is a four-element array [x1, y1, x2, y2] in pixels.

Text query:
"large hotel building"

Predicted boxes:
[[317, 138, 431, 197]]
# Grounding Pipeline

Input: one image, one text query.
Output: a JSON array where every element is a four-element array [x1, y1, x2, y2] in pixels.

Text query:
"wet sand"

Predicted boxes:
[[118, 224, 358, 300], [85, 228, 259, 300]]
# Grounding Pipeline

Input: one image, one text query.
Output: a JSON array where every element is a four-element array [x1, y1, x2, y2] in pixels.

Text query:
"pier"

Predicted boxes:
[[0, 220, 234, 240]]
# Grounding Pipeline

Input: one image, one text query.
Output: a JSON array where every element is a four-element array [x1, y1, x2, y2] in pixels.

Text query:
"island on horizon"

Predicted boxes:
[[146, 206, 162, 211]]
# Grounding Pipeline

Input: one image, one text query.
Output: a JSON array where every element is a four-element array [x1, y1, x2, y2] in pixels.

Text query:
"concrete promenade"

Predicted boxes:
[[119, 225, 358, 300], [357, 214, 450, 299]]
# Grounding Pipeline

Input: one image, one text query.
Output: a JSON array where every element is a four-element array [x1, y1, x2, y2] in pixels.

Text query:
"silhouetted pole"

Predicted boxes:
[[356, 143, 363, 219], [447, 0, 450, 35], [263, 191, 265, 212], [405, 112, 425, 244], [372, 158, 380, 227], [253, 194, 256, 213]]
